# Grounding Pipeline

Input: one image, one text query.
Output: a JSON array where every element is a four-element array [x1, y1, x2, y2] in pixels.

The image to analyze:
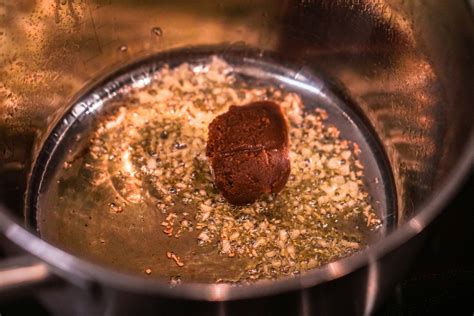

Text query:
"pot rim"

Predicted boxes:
[[1, 45, 473, 301]]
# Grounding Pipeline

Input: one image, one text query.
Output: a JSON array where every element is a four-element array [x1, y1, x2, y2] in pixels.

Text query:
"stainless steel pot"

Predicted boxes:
[[0, 1, 473, 315]]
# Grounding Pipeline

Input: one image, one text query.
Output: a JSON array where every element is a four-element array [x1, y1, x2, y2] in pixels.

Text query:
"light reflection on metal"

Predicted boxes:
[[209, 284, 230, 301], [363, 254, 379, 316], [0, 262, 48, 288], [408, 217, 423, 233], [327, 261, 346, 278], [131, 73, 153, 89], [276, 75, 325, 98]]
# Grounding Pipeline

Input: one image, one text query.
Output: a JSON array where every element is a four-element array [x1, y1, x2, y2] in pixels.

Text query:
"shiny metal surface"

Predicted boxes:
[[0, 0, 473, 315], [0, 255, 52, 296]]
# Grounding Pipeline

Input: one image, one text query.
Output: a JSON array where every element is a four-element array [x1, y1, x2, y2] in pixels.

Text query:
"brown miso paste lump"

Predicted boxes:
[[206, 101, 291, 205]]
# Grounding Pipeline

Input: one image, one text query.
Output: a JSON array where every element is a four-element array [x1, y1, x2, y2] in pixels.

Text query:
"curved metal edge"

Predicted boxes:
[[1, 45, 473, 301], [0, 118, 472, 303]]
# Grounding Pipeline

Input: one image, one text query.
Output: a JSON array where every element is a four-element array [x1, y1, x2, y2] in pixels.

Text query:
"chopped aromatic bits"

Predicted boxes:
[[166, 251, 185, 267], [62, 56, 381, 282]]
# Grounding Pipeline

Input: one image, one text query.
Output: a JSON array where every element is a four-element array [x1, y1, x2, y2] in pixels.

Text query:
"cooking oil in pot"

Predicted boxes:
[[27, 47, 395, 283]]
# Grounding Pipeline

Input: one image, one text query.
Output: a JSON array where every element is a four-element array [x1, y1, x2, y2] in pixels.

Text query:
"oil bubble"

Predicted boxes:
[[151, 27, 163, 37]]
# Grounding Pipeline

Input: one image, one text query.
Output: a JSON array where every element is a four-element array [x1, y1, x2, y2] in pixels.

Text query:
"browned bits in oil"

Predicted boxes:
[[166, 251, 185, 267], [109, 202, 123, 214]]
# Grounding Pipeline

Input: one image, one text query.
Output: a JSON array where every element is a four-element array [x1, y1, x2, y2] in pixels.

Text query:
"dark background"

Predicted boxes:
[[375, 172, 474, 316]]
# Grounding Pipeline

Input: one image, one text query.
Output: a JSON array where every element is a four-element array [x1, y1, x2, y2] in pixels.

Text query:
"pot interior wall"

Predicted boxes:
[[0, 1, 473, 234]]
